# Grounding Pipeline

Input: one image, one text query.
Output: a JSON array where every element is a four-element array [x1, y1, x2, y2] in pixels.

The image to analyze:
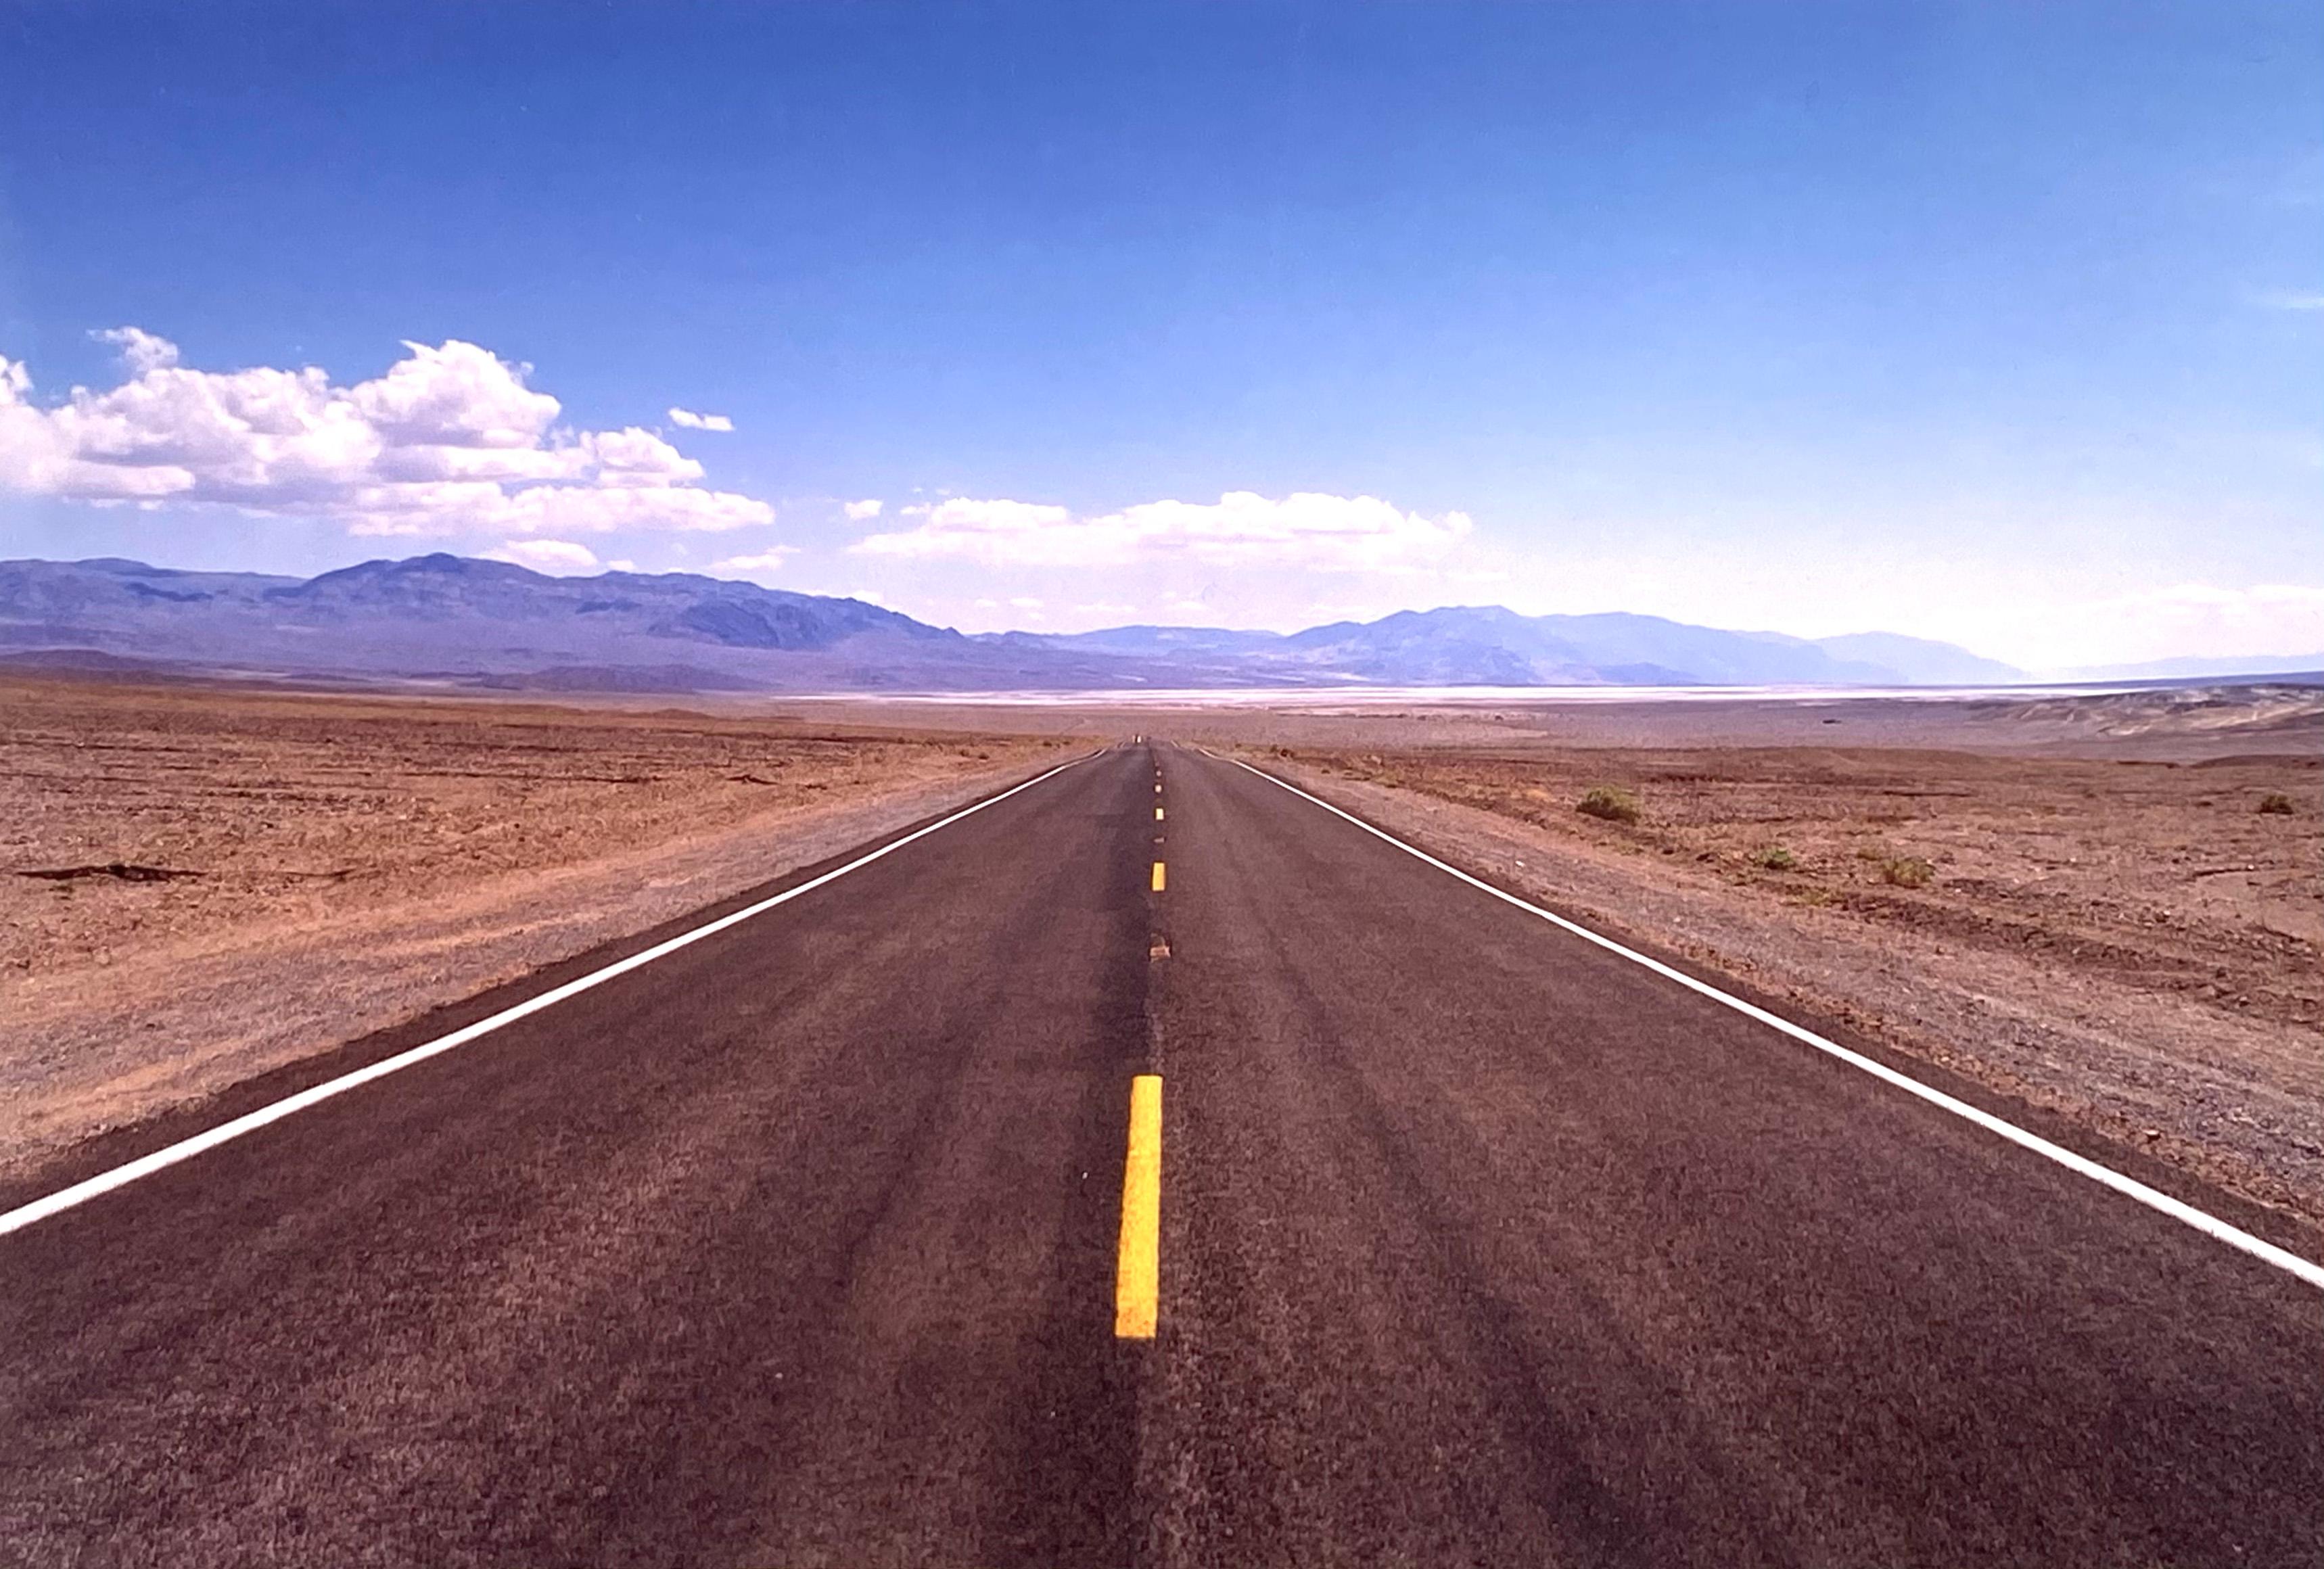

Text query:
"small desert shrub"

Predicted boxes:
[[2256, 792, 2295, 816], [1882, 856, 1935, 889], [1753, 845, 1798, 871], [1576, 785, 1641, 824]]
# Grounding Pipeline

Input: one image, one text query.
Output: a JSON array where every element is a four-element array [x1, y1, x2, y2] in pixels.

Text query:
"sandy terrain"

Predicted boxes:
[[0, 676, 1068, 1176], [1219, 693, 2321, 1228]]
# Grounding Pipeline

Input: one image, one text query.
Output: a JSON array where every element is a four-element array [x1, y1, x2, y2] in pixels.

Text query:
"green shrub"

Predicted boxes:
[[2257, 792, 2295, 816], [1753, 845, 1798, 870], [1882, 856, 1935, 889], [1576, 785, 1641, 824]]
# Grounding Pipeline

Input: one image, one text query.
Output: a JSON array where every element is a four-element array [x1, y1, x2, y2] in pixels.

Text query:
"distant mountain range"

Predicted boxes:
[[0, 553, 2032, 693], [2065, 652, 2324, 682], [1029, 608, 2022, 687], [0, 555, 1112, 692]]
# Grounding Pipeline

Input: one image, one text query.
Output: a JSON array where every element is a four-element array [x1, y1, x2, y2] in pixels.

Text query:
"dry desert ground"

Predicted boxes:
[[4, 674, 2319, 1246], [0, 674, 1069, 1179], [1144, 686, 2321, 1236]]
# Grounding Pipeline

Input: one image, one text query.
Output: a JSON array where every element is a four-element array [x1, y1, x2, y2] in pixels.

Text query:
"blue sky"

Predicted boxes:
[[1, 1, 2317, 670]]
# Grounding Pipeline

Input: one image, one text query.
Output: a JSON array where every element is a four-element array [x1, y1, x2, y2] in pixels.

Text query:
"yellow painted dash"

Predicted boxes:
[[1155, 807, 1165, 821], [1151, 861, 1166, 892], [1115, 1075, 1163, 1339]]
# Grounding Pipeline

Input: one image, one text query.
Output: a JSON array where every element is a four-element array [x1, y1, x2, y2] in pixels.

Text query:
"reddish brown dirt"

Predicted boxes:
[[0, 676, 1068, 1173]]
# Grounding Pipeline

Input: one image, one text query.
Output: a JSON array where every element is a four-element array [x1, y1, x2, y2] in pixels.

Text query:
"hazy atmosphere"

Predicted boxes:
[[2, 2, 2318, 676]]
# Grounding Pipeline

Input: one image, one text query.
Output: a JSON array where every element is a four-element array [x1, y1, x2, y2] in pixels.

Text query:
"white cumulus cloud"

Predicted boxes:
[[0, 331, 774, 538], [850, 490, 1470, 571], [843, 497, 884, 520], [486, 538, 602, 573], [93, 325, 181, 375], [668, 406, 735, 431], [714, 546, 798, 576]]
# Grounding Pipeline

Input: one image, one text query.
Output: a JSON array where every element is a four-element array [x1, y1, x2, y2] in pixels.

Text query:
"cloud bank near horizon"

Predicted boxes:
[[0, 331, 772, 540], [852, 491, 1472, 573]]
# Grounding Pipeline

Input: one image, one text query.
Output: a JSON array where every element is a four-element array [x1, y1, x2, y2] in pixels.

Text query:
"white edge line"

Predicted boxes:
[[1227, 756, 2324, 1294], [0, 755, 1092, 1240]]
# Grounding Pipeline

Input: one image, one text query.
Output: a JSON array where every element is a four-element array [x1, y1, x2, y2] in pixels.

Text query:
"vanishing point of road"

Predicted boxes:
[[2, 743, 2318, 1566]]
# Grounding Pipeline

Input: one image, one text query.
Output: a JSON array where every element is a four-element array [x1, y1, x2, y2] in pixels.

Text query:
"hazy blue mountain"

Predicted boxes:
[[2, 555, 2024, 692], [2066, 652, 2324, 682], [1809, 632, 2022, 685], [0, 555, 1115, 690], [1021, 605, 2022, 686], [1028, 625, 1293, 657], [1163, 606, 1951, 686], [0, 557, 301, 617]]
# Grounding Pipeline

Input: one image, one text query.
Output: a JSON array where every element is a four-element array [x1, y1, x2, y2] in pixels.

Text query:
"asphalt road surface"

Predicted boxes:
[[2, 743, 2319, 1566]]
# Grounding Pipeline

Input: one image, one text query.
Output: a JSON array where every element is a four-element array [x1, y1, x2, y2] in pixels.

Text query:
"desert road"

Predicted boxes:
[[1, 743, 2319, 1566]]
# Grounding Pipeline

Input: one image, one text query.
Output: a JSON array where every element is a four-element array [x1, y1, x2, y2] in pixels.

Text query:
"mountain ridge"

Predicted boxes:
[[1, 553, 2028, 692], [1027, 603, 2021, 686]]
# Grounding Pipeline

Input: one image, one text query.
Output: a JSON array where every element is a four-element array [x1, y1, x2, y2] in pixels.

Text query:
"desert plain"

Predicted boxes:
[[0, 674, 1071, 1183], [3, 671, 2318, 1246]]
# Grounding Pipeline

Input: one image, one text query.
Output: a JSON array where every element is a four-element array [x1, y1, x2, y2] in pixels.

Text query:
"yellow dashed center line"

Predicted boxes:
[[1151, 861, 1167, 891], [1115, 1075, 1163, 1339], [1155, 807, 1165, 821]]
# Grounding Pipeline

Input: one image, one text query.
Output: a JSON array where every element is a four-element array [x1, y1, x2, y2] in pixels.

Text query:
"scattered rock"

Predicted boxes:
[[16, 863, 201, 884]]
